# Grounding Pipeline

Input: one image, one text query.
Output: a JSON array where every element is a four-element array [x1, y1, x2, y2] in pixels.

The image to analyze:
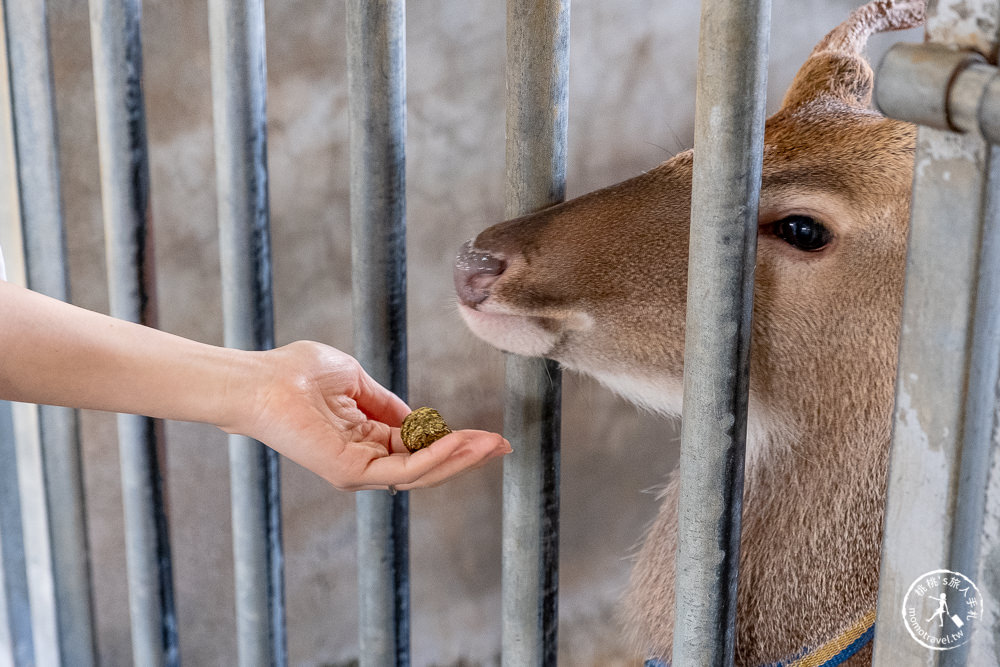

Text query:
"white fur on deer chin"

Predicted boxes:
[[456, 301, 594, 357], [457, 303, 559, 356], [582, 365, 787, 473]]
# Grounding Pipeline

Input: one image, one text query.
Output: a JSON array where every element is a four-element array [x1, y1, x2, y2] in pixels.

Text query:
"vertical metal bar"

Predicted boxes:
[[0, 2, 96, 665], [0, 401, 34, 667], [0, 32, 32, 667], [88, 1, 179, 665], [501, 1, 568, 664], [873, 3, 1000, 665], [0, 96, 33, 667], [949, 151, 1000, 667], [207, 0, 286, 664], [670, 0, 770, 664], [346, 1, 409, 664]]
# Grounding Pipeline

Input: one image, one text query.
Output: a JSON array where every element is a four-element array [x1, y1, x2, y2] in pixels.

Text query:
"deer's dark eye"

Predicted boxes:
[[772, 215, 831, 251]]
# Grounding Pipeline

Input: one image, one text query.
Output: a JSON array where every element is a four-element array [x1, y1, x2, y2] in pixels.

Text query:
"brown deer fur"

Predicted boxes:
[[454, 1, 925, 663]]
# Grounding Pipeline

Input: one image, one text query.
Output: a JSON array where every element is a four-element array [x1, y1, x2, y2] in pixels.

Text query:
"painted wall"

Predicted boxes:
[[5, 1, 918, 664]]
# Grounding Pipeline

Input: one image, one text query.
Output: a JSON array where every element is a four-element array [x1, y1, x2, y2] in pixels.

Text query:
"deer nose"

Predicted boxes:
[[454, 240, 507, 306]]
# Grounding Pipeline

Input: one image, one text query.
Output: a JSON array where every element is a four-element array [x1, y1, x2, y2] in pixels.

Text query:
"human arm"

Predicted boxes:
[[0, 280, 510, 490]]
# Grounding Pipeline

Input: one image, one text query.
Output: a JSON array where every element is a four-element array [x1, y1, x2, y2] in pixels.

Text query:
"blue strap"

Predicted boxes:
[[645, 621, 875, 667]]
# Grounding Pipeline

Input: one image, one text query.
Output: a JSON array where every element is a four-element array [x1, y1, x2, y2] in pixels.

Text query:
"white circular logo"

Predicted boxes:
[[902, 569, 983, 650]]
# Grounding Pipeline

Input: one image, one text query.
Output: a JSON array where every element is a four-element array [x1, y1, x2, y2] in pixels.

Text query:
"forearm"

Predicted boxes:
[[0, 282, 512, 491], [0, 280, 258, 430]]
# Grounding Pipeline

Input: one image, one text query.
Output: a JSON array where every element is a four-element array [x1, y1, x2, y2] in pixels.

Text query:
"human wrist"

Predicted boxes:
[[210, 347, 273, 438]]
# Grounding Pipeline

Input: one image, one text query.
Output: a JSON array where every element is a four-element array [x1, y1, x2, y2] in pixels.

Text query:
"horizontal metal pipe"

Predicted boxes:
[[875, 42, 1000, 146], [671, 0, 771, 664], [88, 1, 178, 664], [207, 1, 286, 664], [875, 43, 984, 133], [501, 0, 569, 664], [346, 0, 409, 664], [1, 2, 95, 664]]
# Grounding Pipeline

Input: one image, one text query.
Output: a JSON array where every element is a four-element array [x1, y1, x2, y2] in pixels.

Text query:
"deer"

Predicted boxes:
[[453, 1, 927, 664]]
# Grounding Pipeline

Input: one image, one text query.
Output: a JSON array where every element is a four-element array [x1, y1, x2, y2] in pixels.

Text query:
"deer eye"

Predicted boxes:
[[772, 215, 831, 252]]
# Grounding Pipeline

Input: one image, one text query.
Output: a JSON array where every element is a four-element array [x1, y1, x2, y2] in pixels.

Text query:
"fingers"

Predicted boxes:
[[349, 364, 410, 427], [358, 429, 511, 490]]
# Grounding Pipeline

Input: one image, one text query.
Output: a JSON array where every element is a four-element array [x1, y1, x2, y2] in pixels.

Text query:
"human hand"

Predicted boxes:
[[227, 341, 511, 491]]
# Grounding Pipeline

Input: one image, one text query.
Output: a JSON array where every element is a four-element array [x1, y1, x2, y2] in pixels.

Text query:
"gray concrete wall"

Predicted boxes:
[[6, 1, 918, 664]]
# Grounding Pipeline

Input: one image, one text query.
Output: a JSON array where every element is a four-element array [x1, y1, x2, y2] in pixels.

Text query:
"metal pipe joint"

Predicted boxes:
[[875, 42, 1000, 141]]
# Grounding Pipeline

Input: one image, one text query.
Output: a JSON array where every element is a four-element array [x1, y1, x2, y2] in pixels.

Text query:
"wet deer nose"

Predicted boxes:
[[454, 240, 507, 306]]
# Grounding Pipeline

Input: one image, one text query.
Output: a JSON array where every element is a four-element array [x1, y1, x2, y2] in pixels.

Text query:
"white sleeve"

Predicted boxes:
[[0, 242, 6, 281]]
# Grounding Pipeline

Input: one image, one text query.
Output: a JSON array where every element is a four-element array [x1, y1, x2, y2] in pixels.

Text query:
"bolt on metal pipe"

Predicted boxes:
[[88, 1, 179, 664], [207, 0, 287, 665], [671, 0, 771, 664], [0, 1, 96, 664], [346, 0, 410, 664], [501, 1, 569, 665]]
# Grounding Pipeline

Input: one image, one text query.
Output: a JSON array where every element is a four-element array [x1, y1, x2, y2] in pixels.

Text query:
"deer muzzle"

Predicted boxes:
[[454, 240, 508, 307]]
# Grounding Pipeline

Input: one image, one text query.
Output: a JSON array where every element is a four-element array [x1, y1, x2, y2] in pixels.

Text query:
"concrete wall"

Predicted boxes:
[[6, 1, 918, 664]]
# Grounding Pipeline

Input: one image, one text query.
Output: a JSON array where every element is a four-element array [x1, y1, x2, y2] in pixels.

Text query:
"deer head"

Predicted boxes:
[[455, 0, 924, 662]]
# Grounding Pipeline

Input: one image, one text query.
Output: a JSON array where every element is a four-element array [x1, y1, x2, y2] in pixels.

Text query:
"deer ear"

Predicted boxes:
[[781, 53, 875, 109], [779, 0, 925, 111]]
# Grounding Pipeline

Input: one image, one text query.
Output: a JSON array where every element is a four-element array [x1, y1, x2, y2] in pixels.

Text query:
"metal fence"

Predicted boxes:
[[0, 0, 999, 666], [872, 2, 1000, 666]]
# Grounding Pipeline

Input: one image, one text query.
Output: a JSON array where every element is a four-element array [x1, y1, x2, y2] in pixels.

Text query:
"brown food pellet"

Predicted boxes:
[[400, 407, 452, 452]]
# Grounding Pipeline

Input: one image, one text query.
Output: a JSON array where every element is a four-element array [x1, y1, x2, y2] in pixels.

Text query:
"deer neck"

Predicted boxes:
[[624, 399, 893, 664], [734, 413, 891, 664]]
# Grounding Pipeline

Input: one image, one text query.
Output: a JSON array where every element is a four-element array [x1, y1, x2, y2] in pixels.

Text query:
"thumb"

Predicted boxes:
[[351, 367, 410, 427]]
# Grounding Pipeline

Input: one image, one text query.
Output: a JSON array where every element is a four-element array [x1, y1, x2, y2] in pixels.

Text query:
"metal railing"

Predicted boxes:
[[2, 1, 95, 664], [208, 0, 286, 664], [671, 0, 770, 663], [501, 1, 569, 664], [873, 1, 1000, 666], [1, 0, 999, 665], [346, 0, 410, 663], [89, 1, 178, 664]]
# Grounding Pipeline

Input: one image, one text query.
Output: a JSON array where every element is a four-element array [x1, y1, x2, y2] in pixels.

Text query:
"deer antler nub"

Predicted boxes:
[[781, 0, 926, 110], [814, 0, 926, 55]]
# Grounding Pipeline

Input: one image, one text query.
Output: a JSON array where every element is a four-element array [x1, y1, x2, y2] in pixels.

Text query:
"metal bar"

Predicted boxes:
[[874, 43, 986, 133], [947, 149, 1000, 667], [501, 357, 562, 666], [207, 1, 286, 664], [0, 34, 32, 667], [346, 0, 409, 664], [501, 0, 568, 664], [88, 1, 179, 665], [0, 401, 34, 667], [0, 2, 96, 664], [873, 2, 1000, 665], [670, 0, 770, 664]]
